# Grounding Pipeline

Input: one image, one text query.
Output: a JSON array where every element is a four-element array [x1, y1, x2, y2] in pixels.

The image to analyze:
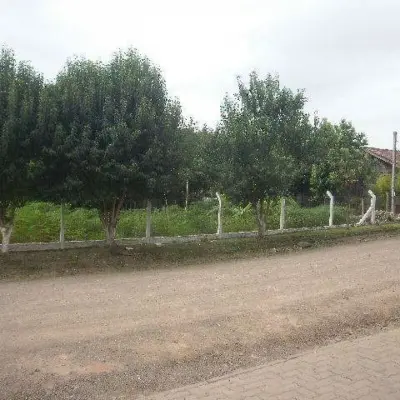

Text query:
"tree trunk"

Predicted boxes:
[[105, 222, 117, 244], [0, 205, 16, 254], [99, 195, 126, 247], [0, 226, 13, 254], [255, 200, 266, 237]]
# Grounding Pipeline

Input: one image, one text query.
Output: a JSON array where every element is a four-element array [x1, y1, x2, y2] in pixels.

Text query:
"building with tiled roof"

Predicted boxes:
[[366, 147, 400, 174]]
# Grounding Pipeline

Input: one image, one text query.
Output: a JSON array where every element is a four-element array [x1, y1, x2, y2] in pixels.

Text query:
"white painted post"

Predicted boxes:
[[369, 190, 376, 224], [146, 200, 152, 239], [279, 197, 286, 230], [357, 191, 376, 226], [326, 191, 334, 227], [216, 192, 223, 236], [386, 192, 390, 212], [185, 180, 189, 211], [60, 203, 65, 249]]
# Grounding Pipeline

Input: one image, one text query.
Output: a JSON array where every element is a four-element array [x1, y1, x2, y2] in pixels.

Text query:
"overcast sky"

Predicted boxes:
[[1, 0, 399, 148]]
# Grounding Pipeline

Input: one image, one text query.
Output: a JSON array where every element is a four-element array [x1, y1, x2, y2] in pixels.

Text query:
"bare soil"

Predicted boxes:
[[1, 237, 400, 399]]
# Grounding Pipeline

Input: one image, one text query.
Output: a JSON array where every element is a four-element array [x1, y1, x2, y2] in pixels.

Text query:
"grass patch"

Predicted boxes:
[[2, 223, 400, 281], [11, 200, 355, 243]]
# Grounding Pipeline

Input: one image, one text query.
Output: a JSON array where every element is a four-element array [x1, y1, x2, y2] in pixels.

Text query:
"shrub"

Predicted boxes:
[[11, 199, 357, 243]]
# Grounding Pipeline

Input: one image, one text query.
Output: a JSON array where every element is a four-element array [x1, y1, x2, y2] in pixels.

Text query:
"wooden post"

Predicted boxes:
[[279, 197, 286, 230], [146, 199, 152, 239], [216, 192, 223, 235], [60, 203, 65, 249], [326, 191, 334, 227]]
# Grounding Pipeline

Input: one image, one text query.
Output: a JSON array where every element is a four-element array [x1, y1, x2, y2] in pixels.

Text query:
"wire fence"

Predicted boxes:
[[6, 191, 392, 246]]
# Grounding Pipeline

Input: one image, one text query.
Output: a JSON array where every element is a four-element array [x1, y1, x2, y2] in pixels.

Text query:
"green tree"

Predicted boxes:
[[218, 72, 311, 236], [179, 122, 221, 204], [374, 174, 400, 196], [310, 118, 375, 202], [0, 47, 43, 252], [35, 49, 183, 245]]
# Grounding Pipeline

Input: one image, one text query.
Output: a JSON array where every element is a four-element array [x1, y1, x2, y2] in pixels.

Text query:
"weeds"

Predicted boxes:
[[12, 200, 354, 243]]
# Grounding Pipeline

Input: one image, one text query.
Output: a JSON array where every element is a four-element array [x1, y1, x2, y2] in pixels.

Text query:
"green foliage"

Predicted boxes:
[[11, 200, 353, 243], [0, 46, 43, 231], [179, 122, 220, 201], [0, 44, 377, 250], [217, 72, 312, 235], [13, 203, 102, 242], [310, 118, 375, 201], [34, 49, 185, 243], [374, 173, 400, 196]]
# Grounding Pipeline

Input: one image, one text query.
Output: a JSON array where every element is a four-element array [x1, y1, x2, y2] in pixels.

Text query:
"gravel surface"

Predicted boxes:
[[1, 237, 400, 399]]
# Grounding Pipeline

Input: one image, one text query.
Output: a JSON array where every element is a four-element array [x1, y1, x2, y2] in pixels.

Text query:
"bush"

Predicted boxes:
[[10, 199, 357, 243], [286, 204, 349, 228]]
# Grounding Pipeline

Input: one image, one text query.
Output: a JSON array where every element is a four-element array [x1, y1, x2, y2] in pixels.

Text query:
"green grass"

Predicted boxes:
[[11, 200, 355, 244], [2, 223, 400, 281]]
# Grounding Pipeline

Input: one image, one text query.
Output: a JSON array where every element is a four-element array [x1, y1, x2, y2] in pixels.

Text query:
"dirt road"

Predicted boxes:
[[1, 238, 400, 399]]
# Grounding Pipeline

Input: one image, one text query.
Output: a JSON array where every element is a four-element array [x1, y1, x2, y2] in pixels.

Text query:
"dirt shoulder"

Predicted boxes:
[[1, 236, 400, 399], [1, 223, 400, 281]]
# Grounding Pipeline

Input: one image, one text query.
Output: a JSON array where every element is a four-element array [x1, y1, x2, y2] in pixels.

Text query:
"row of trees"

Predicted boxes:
[[0, 46, 375, 250]]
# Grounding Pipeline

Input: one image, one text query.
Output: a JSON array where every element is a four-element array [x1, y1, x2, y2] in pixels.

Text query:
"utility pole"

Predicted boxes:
[[391, 131, 398, 215]]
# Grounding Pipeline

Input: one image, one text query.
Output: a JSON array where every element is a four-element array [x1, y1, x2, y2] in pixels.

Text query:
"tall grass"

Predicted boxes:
[[11, 200, 353, 243]]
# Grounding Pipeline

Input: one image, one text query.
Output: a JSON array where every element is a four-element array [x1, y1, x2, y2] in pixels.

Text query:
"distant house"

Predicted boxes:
[[366, 147, 400, 174]]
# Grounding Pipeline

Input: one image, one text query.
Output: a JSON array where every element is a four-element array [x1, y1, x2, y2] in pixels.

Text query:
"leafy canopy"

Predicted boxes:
[[217, 71, 311, 204], [35, 49, 183, 208], [0, 46, 43, 223], [310, 118, 375, 200]]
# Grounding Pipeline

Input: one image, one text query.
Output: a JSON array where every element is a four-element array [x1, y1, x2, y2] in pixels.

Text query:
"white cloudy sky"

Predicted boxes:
[[1, 0, 399, 148]]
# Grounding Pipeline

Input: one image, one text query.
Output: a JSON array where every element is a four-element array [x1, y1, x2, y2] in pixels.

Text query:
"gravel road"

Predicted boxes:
[[1, 237, 400, 399]]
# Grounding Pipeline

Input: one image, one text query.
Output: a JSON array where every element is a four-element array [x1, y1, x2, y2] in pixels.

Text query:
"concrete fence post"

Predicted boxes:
[[280, 197, 286, 230], [369, 190, 376, 224], [216, 192, 223, 236], [326, 191, 334, 227], [60, 203, 65, 249], [357, 190, 376, 226], [146, 200, 152, 240]]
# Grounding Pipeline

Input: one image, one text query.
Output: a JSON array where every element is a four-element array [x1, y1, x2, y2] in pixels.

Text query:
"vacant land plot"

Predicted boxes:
[[1, 238, 400, 399]]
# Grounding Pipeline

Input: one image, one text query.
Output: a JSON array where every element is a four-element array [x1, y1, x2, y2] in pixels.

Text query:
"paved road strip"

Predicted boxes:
[[143, 328, 400, 399]]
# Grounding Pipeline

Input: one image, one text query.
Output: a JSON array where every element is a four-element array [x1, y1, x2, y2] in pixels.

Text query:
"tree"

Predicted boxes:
[[35, 49, 183, 245], [0, 47, 43, 252], [374, 173, 397, 211], [310, 118, 375, 202], [218, 72, 311, 236], [178, 121, 221, 204]]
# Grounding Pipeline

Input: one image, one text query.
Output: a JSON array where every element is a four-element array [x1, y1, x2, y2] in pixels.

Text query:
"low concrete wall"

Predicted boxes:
[[1, 224, 351, 253]]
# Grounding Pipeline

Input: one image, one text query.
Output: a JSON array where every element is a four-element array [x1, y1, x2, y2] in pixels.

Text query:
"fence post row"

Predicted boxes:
[[54, 190, 381, 250], [326, 191, 334, 227]]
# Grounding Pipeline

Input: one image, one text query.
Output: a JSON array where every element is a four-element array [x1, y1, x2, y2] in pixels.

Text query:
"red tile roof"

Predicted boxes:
[[366, 147, 400, 167]]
